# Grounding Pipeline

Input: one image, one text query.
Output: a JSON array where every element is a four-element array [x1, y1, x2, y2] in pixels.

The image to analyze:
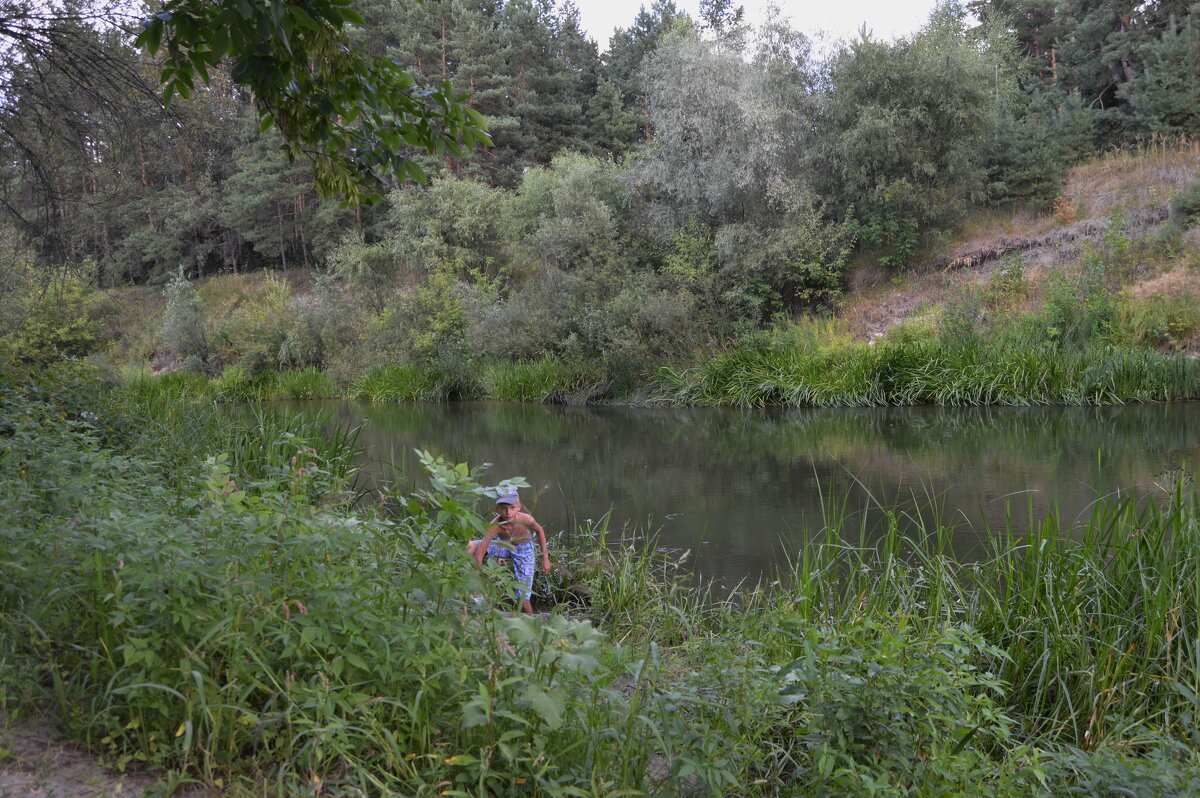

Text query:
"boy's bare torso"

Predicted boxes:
[[492, 512, 536, 544]]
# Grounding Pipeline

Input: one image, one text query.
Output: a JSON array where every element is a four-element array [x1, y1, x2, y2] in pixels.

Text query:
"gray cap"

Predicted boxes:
[[495, 490, 519, 505]]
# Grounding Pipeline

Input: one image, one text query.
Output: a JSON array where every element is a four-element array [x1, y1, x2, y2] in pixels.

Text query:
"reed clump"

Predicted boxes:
[[652, 337, 1200, 407]]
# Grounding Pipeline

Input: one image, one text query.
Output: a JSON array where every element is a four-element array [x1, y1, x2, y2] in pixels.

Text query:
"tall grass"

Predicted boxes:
[[652, 337, 1200, 407], [349, 363, 468, 401], [272, 367, 338, 399], [482, 356, 609, 404]]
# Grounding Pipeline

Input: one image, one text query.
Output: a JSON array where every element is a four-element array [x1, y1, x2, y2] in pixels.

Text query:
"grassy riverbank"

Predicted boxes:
[[121, 332, 1200, 409], [4, 361, 1200, 794]]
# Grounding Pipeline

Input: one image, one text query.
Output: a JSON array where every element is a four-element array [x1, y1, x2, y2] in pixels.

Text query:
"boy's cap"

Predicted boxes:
[[495, 490, 519, 505]]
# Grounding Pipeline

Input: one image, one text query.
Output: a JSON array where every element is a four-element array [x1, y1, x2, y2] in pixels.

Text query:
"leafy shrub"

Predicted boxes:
[[1171, 179, 1200, 225], [327, 232, 398, 313], [0, 358, 133, 446], [209, 274, 292, 374], [361, 266, 483, 379], [776, 621, 1013, 793], [938, 285, 983, 346], [159, 268, 208, 368], [511, 153, 625, 272], [985, 253, 1027, 305], [387, 175, 511, 275], [277, 298, 325, 369], [0, 264, 101, 365], [468, 267, 589, 361], [858, 185, 921, 270]]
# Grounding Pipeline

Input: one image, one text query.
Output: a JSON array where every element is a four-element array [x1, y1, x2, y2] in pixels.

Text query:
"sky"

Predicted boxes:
[[574, 0, 943, 52]]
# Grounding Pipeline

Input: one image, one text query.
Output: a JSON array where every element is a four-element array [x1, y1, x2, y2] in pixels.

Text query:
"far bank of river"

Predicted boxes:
[[275, 399, 1200, 586]]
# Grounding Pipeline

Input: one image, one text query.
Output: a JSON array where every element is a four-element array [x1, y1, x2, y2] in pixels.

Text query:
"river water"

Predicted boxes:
[[285, 400, 1200, 586]]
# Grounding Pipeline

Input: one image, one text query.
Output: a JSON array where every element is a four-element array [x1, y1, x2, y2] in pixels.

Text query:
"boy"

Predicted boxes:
[[467, 490, 551, 614]]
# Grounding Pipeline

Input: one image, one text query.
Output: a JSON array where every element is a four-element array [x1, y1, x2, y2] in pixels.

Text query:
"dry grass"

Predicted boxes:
[[1127, 265, 1200, 301], [1063, 137, 1200, 219], [835, 141, 1200, 341]]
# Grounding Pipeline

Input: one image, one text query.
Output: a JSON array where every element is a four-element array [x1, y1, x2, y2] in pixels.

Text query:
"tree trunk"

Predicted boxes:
[[277, 200, 288, 271]]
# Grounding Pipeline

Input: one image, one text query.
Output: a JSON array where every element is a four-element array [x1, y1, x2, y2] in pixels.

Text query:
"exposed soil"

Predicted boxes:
[[0, 714, 195, 798], [841, 201, 1194, 342]]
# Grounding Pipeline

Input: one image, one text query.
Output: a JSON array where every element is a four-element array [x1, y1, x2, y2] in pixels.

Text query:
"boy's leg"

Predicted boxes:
[[512, 543, 537, 614]]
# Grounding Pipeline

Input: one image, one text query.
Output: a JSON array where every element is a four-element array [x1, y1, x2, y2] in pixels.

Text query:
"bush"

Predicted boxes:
[[776, 621, 1013, 792], [1171, 180, 1200, 225], [0, 264, 102, 365], [209, 274, 291, 374], [361, 265, 488, 389], [159, 268, 208, 368], [327, 232, 398, 313]]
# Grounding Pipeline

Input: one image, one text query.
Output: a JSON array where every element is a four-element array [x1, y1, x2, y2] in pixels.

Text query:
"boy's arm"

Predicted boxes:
[[476, 525, 500, 566], [530, 518, 551, 574]]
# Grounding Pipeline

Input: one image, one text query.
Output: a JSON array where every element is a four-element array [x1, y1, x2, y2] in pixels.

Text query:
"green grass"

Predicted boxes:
[[349, 363, 463, 401], [482, 356, 609, 404], [652, 337, 1200, 407], [272, 366, 339, 399]]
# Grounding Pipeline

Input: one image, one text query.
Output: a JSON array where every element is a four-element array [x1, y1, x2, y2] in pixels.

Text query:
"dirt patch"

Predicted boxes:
[[841, 200, 1183, 341], [0, 714, 199, 798]]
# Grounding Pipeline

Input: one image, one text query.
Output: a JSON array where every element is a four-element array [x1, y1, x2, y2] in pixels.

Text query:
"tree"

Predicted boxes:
[[1119, 7, 1200, 135], [137, 0, 492, 202], [806, 5, 1002, 257]]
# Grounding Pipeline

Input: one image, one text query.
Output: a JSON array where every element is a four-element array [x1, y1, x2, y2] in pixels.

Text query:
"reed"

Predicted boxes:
[[349, 363, 461, 401], [481, 356, 608, 404], [271, 367, 339, 399], [653, 337, 1200, 408]]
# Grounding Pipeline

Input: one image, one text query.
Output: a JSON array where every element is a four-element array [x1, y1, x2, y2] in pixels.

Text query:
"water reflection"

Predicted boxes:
[[284, 400, 1200, 585]]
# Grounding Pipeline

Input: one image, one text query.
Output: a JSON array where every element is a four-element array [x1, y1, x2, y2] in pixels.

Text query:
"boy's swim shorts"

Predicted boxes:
[[475, 540, 536, 602]]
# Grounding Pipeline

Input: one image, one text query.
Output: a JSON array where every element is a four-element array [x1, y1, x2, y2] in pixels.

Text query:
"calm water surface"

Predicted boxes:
[[288, 400, 1200, 586]]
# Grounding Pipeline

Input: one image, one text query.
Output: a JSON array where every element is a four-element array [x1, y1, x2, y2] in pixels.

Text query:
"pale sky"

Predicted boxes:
[[576, 0, 943, 52]]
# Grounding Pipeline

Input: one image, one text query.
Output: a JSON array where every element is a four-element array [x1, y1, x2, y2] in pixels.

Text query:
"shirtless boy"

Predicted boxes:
[[467, 490, 551, 614]]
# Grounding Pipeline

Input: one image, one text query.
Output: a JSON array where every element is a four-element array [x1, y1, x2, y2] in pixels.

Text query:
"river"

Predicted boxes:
[[281, 400, 1200, 586]]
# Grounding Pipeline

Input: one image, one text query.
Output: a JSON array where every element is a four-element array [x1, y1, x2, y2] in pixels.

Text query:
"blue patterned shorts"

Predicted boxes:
[[476, 540, 536, 602]]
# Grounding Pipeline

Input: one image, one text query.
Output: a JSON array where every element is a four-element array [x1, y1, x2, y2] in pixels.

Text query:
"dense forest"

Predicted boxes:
[[2, 0, 1200, 387]]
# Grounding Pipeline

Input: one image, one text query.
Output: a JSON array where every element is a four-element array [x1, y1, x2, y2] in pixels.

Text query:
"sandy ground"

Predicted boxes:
[[0, 714, 188, 798]]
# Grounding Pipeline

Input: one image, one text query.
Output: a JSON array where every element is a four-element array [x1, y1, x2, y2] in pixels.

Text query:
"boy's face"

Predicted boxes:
[[496, 501, 520, 521]]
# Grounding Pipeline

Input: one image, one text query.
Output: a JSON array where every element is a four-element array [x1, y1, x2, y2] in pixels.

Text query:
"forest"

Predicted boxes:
[[3, 0, 1200, 399]]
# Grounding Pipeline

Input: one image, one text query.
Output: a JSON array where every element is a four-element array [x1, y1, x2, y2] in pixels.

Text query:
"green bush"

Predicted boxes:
[[159, 269, 209, 368], [777, 621, 1013, 793], [209, 274, 291, 374], [0, 266, 102, 365], [1171, 179, 1200, 225]]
